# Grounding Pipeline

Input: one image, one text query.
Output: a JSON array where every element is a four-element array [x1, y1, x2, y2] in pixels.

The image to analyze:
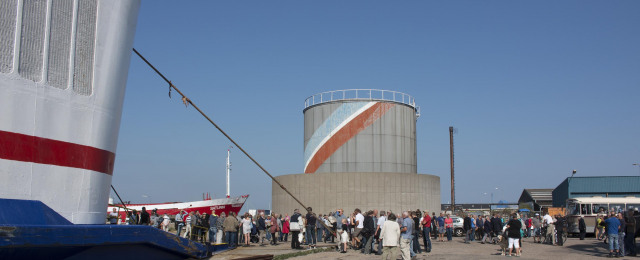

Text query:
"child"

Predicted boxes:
[[339, 219, 349, 253]]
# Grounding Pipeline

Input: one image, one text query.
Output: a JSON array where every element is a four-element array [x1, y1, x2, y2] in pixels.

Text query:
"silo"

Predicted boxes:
[[273, 89, 441, 216], [303, 90, 418, 174]]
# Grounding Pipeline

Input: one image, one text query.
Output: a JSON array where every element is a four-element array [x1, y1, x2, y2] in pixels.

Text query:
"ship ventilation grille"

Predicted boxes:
[[18, 0, 47, 82], [47, 0, 73, 90], [72, 0, 97, 96], [0, 0, 17, 73], [1, 0, 98, 96]]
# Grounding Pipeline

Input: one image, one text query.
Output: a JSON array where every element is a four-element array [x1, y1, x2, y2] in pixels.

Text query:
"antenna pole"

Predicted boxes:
[[226, 148, 231, 198], [449, 126, 455, 213]]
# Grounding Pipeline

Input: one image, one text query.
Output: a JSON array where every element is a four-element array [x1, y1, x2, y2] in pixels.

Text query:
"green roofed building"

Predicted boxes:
[[552, 176, 640, 207]]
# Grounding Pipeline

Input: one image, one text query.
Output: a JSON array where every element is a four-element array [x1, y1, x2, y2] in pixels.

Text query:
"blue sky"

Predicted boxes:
[[112, 1, 640, 210]]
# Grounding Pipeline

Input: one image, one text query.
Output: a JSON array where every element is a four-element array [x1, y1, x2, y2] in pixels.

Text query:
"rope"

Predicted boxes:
[[132, 48, 336, 236], [111, 185, 131, 215]]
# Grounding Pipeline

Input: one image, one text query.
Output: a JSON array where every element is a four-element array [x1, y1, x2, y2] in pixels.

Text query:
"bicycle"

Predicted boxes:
[[541, 227, 567, 245]]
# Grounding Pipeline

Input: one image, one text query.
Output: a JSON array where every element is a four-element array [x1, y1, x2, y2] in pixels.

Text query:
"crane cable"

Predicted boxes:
[[132, 48, 336, 236]]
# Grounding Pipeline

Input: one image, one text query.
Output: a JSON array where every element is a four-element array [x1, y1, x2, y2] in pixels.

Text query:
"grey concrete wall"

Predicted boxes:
[[272, 172, 440, 217], [304, 101, 417, 173]]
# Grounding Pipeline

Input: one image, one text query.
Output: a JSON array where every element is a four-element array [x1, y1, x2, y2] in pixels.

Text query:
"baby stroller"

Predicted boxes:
[[250, 223, 260, 243]]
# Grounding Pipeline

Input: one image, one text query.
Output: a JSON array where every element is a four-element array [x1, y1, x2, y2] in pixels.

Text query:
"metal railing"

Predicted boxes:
[[304, 89, 419, 111]]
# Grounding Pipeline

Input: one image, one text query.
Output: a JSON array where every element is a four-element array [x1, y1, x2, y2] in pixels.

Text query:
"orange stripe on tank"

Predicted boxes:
[[304, 102, 395, 173]]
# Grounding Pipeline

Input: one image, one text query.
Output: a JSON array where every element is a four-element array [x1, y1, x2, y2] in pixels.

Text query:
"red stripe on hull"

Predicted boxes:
[[0, 130, 115, 175], [113, 204, 246, 221], [304, 102, 395, 173]]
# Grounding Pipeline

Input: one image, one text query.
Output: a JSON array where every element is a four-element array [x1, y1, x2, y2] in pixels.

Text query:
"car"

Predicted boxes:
[[451, 216, 465, 237]]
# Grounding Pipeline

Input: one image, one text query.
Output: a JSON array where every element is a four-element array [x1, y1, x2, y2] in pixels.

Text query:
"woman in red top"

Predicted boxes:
[[445, 214, 454, 241], [282, 215, 290, 242], [270, 213, 280, 245]]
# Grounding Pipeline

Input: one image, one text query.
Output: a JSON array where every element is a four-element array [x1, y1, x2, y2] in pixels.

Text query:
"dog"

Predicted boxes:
[[497, 234, 509, 256]]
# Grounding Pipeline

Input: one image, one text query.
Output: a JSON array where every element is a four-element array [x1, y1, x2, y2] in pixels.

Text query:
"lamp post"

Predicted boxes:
[[492, 187, 499, 204], [568, 170, 577, 200], [633, 163, 640, 175]]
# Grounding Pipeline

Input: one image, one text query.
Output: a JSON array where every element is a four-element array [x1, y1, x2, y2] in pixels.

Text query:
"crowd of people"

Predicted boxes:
[[108, 206, 639, 259]]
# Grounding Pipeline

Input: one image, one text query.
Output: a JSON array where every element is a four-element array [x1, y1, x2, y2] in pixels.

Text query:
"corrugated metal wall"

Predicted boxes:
[[303, 100, 417, 174]]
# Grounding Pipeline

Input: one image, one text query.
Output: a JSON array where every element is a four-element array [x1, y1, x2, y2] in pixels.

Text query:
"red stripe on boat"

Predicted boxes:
[[0, 130, 115, 175]]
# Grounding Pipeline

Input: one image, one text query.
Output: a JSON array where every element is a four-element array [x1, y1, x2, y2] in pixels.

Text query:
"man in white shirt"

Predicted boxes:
[[543, 213, 555, 245], [352, 209, 365, 248], [375, 211, 387, 255], [183, 212, 193, 239], [108, 208, 119, 225]]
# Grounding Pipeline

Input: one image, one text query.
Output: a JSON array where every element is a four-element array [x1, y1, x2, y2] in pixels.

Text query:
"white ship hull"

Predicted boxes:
[[0, 0, 140, 224]]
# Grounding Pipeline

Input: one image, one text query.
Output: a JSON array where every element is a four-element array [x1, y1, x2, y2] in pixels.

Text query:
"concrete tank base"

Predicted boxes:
[[272, 172, 440, 217]]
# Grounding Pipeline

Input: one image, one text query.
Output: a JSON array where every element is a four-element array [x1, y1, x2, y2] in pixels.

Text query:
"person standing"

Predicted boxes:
[[264, 214, 272, 242], [257, 213, 267, 246], [543, 212, 555, 245], [282, 215, 290, 242], [189, 211, 198, 240], [555, 214, 566, 246], [175, 210, 184, 236], [352, 209, 364, 250], [328, 213, 337, 243], [139, 207, 150, 225], [278, 214, 284, 242], [380, 213, 401, 260], [491, 214, 503, 243], [399, 212, 413, 260], [362, 210, 376, 254], [209, 213, 218, 244], [436, 213, 445, 242], [618, 212, 626, 256], [411, 211, 421, 254], [482, 215, 492, 244], [470, 214, 477, 241], [375, 211, 387, 255], [270, 213, 280, 245], [150, 209, 160, 229], [161, 213, 171, 232], [524, 215, 532, 238], [183, 212, 192, 239], [222, 212, 237, 247], [290, 209, 302, 249], [532, 213, 542, 243], [431, 212, 438, 239], [108, 208, 119, 225], [463, 214, 472, 244], [306, 208, 318, 249], [624, 209, 637, 256], [338, 218, 350, 253], [216, 213, 226, 244], [421, 210, 432, 252], [445, 214, 453, 241], [476, 215, 484, 242], [316, 214, 324, 243], [506, 214, 522, 257], [578, 216, 586, 240], [334, 209, 344, 232], [128, 209, 138, 225], [596, 215, 605, 240], [241, 213, 252, 247], [604, 212, 621, 257]]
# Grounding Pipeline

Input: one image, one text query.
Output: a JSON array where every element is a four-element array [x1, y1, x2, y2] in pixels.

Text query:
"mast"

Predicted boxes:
[[449, 126, 455, 213], [226, 147, 232, 198]]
